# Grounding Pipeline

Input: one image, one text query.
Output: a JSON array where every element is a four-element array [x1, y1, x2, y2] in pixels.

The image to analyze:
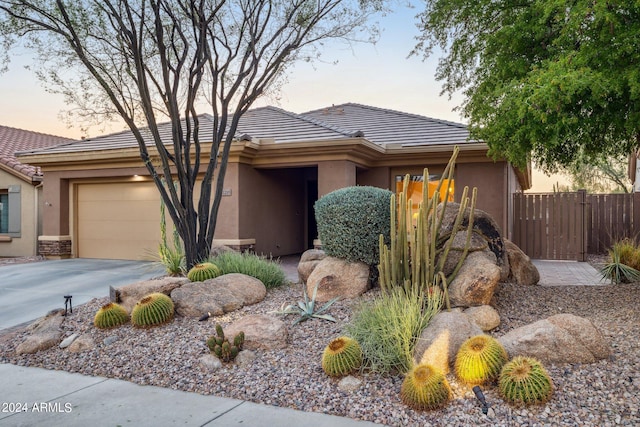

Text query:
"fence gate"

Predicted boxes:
[[512, 191, 587, 261]]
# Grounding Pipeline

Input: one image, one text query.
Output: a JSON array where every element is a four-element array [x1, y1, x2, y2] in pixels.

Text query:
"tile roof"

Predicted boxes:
[[16, 106, 353, 156], [0, 125, 73, 179], [16, 103, 475, 158], [301, 103, 475, 147]]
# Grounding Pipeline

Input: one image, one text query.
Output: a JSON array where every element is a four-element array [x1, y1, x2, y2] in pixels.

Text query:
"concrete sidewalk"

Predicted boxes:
[[532, 259, 604, 286], [0, 364, 379, 427]]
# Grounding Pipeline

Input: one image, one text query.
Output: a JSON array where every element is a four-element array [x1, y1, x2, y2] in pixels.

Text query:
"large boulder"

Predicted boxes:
[[171, 273, 266, 317], [117, 277, 189, 312], [224, 314, 288, 351], [505, 239, 540, 285], [412, 311, 483, 374], [305, 256, 370, 303], [437, 203, 509, 281], [463, 305, 501, 331], [15, 309, 65, 355], [498, 313, 610, 364], [297, 249, 326, 284], [448, 251, 502, 308], [438, 231, 490, 277]]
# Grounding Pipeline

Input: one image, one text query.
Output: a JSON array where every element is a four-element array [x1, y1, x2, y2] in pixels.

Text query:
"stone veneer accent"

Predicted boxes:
[[38, 236, 72, 259]]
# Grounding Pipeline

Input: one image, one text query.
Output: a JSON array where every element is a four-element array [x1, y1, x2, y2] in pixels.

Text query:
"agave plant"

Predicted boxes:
[[272, 282, 338, 325], [600, 251, 640, 284]]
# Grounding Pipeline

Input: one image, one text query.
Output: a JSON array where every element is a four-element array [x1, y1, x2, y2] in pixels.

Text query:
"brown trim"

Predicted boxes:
[[20, 137, 531, 190]]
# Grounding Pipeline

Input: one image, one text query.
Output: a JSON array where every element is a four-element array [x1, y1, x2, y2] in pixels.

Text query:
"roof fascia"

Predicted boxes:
[[0, 162, 34, 184]]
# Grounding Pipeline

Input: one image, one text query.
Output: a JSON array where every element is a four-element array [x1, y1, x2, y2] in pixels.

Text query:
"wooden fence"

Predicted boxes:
[[586, 193, 636, 254], [512, 191, 640, 260]]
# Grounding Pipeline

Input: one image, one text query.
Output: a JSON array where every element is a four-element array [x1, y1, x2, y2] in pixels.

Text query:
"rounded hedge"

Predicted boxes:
[[314, 186, 392, 265]]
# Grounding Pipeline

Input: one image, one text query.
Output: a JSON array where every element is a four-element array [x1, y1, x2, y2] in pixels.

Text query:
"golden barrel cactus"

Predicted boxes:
[[321, 336, 363, 377]]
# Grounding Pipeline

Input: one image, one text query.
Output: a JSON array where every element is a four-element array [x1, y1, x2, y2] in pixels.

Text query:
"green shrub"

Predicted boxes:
[[209, 251, 286, 288], [314, 186, 392, 265], [344, 285, 442, 374]]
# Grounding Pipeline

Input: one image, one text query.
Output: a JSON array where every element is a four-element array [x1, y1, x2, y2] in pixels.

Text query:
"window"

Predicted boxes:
[[0, 191, 8, 233], [0, 185, 21, 236], [394, 174, 455, 209]]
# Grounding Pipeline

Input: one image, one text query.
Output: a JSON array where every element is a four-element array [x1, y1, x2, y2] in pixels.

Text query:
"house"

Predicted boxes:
[[0, 125, 73, 257], [17, 103, 531, 260]]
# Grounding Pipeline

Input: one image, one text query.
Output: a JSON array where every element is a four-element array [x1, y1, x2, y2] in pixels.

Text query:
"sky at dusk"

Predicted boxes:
[[0, 3, 565, 190]]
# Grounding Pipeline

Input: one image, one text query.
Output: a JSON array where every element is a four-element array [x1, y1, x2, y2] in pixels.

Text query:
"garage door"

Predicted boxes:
[[76, 182, 162, 260]]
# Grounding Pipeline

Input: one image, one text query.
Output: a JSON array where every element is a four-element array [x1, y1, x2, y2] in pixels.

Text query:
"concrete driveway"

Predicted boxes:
[[0, 259, 166, 331]]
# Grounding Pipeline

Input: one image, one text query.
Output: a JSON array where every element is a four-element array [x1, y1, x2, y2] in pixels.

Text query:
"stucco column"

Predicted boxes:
[[317, 160, 357, 197], [39, 173, 71, 258]]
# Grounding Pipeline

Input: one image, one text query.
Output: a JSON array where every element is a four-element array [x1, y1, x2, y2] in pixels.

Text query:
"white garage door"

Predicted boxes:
[[76, 182, 162, 260]]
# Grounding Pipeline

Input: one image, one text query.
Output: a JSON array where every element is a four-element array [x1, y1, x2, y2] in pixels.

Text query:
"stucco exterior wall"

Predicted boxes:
[[318, 160, 356, 197], [356, 167, 389, 188], [455, 161, 509, 235], [0, 172, 37, 256]]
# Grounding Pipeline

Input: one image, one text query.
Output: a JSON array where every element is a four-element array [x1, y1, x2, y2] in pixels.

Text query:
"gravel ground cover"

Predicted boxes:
[[1, 256, 639, 426]]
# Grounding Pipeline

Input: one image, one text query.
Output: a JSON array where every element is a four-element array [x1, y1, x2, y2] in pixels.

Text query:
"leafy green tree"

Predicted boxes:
[[0, 0, 385, 268], [413, 0, 640, 173]]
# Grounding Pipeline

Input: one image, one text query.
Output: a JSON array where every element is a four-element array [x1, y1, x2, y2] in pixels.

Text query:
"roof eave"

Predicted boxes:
[[0, 162, 36, 184]]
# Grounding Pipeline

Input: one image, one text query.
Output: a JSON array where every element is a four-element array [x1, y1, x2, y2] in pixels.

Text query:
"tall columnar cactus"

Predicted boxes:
[[378, 146, 478, 308], [187, 262, 221, 282], [499, 356, 554, 406], [131, 293, 174, 327], [94, 302, 129, 329], [454, 335, 509, 385], [206, 323, 244, 363], [321, 336, 363, 377], [400, 363, 452, 411]]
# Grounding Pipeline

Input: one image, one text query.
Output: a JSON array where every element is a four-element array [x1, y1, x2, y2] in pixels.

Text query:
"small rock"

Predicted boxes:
[[68, 334, 96, 353], [103, 335, 119, 346], [225, 314, 288, 351], [59, 333, 79, 349], [235, 350, 257, 368], [199, 354, 222, 371], [338, 376, 362, 392]]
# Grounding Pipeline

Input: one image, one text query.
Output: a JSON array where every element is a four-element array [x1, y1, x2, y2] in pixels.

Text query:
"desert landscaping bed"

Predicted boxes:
[[1, 274, 639, 426]]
